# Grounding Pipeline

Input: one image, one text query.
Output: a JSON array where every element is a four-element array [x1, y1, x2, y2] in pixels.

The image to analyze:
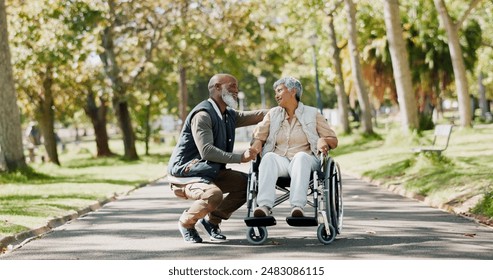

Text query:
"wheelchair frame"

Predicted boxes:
[[244, 153, 343, 245]]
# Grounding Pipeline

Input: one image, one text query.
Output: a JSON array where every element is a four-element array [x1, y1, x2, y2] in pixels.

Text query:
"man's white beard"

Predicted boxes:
[[221, 87, 238, 109]]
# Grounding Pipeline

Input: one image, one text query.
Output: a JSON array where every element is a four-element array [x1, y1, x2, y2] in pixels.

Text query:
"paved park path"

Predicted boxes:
[[1, 159, 493, 260]]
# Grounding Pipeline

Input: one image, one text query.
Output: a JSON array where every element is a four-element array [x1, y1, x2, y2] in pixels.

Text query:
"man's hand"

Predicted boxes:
[[317, 138, 329, 156], [241, 147, 259, 163]]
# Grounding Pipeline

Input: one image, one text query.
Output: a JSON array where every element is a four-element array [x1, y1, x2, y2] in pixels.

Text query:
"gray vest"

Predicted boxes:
[[167, 100, 236, 183]]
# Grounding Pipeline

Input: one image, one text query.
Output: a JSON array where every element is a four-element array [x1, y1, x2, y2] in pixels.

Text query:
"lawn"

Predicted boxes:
[[331, 122, 493, 218], [0, 138, 174, 238]]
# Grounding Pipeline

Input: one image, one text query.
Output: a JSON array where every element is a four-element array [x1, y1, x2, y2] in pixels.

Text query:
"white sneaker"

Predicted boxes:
[[290, 206, 304, 217], [253, 206, 271, 217]]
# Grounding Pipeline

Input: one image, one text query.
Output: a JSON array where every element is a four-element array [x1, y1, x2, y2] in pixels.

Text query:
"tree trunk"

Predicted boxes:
[[0, 0, 27, 171], [84, 89, 113, 157], [144, 91, 153, 156], [433, 0, 474, 128], [327, 15, 351, 134], [100, 25, 138, 160], [37, 66, 60, 165], [383, 0, 419, 132], [344, 0, 373, 134], [113, 96, 138, 160], [478, 72, 487, 119], [178, 65, 188, 126]]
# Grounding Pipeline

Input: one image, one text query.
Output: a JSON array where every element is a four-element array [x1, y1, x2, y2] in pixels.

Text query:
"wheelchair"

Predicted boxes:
[[244, 153, 343, 245]]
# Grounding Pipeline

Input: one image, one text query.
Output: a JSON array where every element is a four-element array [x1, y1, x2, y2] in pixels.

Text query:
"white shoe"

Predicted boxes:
[[290, 206, 304, 217], [253, 206, 271, 217]]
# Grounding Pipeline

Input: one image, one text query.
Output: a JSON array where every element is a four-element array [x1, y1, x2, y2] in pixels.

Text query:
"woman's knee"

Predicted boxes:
[[260, 152, 276, 164], [259, 152, 279, 170], [291, 153, 318, 171], [292, 152, 312, 163]]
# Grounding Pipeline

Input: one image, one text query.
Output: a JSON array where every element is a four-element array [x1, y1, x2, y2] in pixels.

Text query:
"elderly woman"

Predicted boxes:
[[250, 76, 338, 217]]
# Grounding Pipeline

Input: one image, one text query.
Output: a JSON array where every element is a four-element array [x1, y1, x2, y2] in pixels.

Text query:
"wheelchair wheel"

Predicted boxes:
[[246, 226, 268, 245], [317, 223, 336, 245], [332, 162, 343, 234]]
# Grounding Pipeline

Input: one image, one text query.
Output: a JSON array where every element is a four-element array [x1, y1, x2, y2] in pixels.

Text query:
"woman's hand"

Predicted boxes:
[[250, 139, 263, 155], [317, 138, 329, 155]]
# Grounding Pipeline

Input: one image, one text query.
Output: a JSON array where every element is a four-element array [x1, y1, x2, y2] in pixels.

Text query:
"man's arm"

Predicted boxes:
[[191, 111, 257, 163], [235, 109, 268, 127]]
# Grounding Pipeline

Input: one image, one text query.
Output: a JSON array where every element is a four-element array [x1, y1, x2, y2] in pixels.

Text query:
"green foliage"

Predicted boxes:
[[418, 113, 435, 131], [471, 191, 493, 217], [462, 19, 482, 71]]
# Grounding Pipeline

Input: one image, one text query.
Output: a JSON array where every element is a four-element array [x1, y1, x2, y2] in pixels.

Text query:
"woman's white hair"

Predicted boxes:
[[273, 76, 303, 101]]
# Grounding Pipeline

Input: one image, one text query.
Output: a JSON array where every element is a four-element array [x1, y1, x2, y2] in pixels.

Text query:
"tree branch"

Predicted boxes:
[[325, 0, 344, 16], [457, 0, 482, 28], [482, 41, 493, 48], [128, 20, 162, 83]]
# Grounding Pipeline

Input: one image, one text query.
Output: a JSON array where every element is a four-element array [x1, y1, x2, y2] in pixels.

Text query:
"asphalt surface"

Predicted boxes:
[[1, 160, 493, 260]]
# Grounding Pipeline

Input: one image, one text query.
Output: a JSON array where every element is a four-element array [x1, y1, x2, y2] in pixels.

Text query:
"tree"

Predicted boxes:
[[99, 0, 163, 160], [356, 0, 479, 129], [0, 0, 26, 171], [9, 1, 61, 165], [83, 80, 114, 157], [344, 0, 373, 134], [433, 0, 482, 128], [474, 2, 493, 120], [326, 2, 351, 134], [9, 0, 100, 165], [383, 0, 419, 132]]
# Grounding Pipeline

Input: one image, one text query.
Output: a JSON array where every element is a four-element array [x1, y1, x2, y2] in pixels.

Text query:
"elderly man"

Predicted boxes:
[[168, 73, 265, 243], [251, 76, 338, 218]]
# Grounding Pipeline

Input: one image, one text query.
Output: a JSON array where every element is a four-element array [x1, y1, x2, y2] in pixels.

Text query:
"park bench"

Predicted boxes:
[[412, 124, 453, 155]]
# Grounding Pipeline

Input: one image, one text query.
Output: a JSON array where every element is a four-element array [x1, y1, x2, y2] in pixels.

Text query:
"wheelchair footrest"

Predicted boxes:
[[244, 216, 277, 227], [286, 217, 318, 227]]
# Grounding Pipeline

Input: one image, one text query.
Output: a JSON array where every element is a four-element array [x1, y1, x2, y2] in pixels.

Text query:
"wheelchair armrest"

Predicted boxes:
[[250, 154, 261, 173]]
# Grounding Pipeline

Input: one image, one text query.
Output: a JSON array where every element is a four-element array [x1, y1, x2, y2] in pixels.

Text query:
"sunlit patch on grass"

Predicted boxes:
[[0, 220, 29, 236]]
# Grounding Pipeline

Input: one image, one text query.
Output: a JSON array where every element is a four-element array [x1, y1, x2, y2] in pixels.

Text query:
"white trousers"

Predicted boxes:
[[256, 152, 320, 208]]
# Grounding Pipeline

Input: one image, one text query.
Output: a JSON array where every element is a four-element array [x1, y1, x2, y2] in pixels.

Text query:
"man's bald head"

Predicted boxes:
[[208, 74, 238, 96]]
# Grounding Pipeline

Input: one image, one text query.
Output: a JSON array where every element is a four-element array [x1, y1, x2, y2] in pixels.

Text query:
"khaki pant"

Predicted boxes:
[[178, 169, 247, 228]]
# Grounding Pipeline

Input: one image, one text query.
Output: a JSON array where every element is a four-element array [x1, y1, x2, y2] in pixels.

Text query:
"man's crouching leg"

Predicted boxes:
[[208, 170, 248, 225], [178, 183, 223, 243]]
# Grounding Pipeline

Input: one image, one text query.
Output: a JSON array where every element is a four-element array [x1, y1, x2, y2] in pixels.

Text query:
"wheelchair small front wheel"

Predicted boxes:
[[317, 224, 336, 245], [246, 226, 268, 245]]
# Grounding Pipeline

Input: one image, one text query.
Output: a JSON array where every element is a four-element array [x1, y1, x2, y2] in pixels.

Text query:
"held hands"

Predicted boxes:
[[240, 139, 263, 163], [241, 146, 259, 163], [317, 138, 329, 156]]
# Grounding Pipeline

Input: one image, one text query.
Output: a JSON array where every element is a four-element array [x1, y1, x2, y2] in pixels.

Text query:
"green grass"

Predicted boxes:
[[471, 191, 493, 217], [332, 122, 493, 215], [0, 138, 174, 237], [0, 220, 28, 236]]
